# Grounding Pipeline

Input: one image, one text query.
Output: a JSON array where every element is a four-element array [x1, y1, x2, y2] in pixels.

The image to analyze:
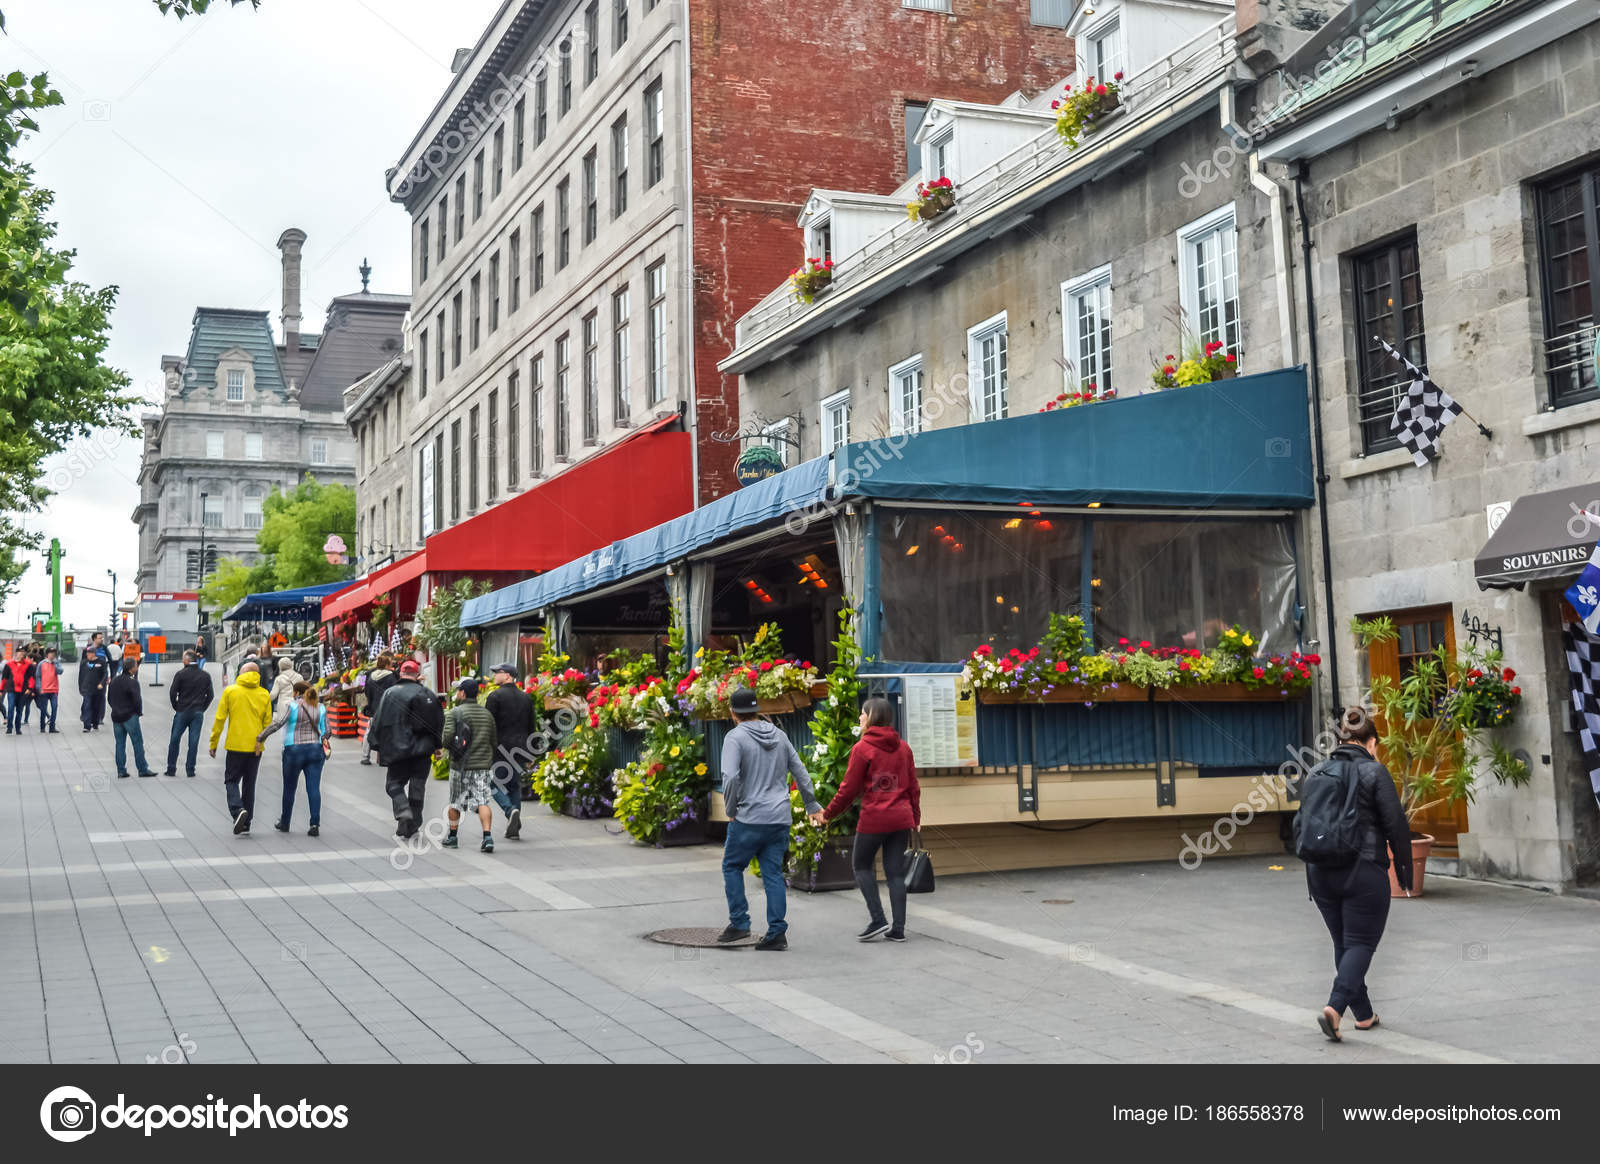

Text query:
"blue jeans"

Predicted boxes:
[[280, 742, 324, 827], [722, 820, 792, 936], [113, 717, 151, 774], [167, 708, 204, 775], [36, 692, 57, 730], [4, 691, 25, 732]]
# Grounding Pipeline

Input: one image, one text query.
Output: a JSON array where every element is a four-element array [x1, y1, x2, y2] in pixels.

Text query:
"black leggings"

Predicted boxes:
[[852, 830, 910, 931], [1308, 859, 1392, 1021]]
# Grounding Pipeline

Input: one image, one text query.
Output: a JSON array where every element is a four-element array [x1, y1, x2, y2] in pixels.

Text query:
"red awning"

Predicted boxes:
[[321, 549, 430, 622], [424, 414, 693, 572]]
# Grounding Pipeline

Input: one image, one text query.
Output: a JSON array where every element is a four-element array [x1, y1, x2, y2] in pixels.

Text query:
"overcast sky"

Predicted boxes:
[[0, 0, 503, 632]]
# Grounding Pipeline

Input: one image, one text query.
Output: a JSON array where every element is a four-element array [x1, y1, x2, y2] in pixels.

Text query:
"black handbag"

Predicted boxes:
[[903, 830, 935, 894]]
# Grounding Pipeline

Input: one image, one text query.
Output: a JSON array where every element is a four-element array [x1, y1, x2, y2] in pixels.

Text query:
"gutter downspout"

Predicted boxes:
[[1292, 162, 1343, 715], [679, 0, 702, 510]]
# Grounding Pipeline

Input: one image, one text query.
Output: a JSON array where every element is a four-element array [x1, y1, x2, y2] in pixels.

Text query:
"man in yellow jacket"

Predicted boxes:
[[209, 662, 273, 834]]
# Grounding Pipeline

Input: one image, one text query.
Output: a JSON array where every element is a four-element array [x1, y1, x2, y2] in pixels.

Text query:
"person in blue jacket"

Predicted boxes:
[[257, 681, 331, 836]]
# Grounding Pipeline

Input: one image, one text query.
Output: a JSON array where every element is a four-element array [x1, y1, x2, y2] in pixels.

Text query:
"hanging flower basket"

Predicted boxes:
[[789, 257, 835, 304], [908, 177, 956, 225], [1053, 74, 1124, 149], [1151, 341, 1239, 390]]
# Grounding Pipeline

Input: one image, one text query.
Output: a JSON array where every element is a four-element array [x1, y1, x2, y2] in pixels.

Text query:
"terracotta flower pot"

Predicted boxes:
[[1389, 832, 1434, 898]]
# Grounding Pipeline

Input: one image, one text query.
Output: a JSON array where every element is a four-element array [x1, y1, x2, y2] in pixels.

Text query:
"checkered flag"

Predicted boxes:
[[390, 623, 403, 652], [368, 636, 382, 661], [1563, 623, 1600, 808], [1377, 337, 1464, 468], [340, 645, 351, 668], [321, 654, 334, 678]]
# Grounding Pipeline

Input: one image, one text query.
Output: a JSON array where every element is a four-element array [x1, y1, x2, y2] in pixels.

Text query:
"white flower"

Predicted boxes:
[[828, 695, 838, 707], [852, 724, 862, 736], [814, 744, 826, 760]]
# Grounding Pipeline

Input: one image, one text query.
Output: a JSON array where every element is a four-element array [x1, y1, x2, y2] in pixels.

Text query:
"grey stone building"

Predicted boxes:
[[1255, 0, 1600, 887], [345, 351, 415, 574], [132, 230, 408, 594]]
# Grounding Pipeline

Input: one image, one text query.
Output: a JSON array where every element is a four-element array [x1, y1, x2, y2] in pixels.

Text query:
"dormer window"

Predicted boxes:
[[807, 213, 833, 263], [926, 127, 954, 182], [226, 369, 245, 400], [1089, 15, 1123, 84]]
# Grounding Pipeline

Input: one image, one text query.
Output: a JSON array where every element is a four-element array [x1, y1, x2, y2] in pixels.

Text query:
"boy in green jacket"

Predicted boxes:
[[439, 678, 499, 852]]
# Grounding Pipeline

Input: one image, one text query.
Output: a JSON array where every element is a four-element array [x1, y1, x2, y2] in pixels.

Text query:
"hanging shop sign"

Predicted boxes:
[[735, 445, 785, 487]]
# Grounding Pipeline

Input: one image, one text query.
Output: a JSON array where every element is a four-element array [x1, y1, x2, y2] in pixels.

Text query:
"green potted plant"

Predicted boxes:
[[788, 257, 835, 304], [1052, 72, 1124, 148], [1352, 617, 1530, 896], [907, 176, 956, 224], [787, 606, 863, 892]]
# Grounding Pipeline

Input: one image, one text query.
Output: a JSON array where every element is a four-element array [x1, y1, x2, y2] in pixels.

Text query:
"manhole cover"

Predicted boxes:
[[1042, 899, 1074, 905], [645, 927, 755, 948]]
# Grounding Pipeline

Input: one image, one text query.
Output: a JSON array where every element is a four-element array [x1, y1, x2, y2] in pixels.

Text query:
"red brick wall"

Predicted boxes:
[[687, 0, 1075, 501]]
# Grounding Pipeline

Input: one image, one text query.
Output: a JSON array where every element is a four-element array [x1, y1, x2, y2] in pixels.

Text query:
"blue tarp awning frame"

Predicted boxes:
[[221, 581, 351, 623], [461, 368, 1314, 629]]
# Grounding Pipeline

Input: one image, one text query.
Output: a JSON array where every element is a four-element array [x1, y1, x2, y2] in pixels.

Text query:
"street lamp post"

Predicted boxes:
[[198, 490, 209, 641], [106, 569, 116, 637]]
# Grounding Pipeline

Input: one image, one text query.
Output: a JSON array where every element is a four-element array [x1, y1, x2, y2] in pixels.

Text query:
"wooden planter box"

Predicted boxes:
[[1212, 362, 1238, 381], [700, 691, 815, 720], [560, 794, 612, 820], [918, 190, 956, 225], [977, 684, 1146, 705], [978, 681, 1308, 704], [654, 810, 710, 849], [1154, 683, 1307, 703], [786, 843, 857, 893]]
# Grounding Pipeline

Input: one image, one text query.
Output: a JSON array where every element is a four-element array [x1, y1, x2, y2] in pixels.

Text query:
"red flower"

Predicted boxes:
[[1468, 668, 1483, 679], [823, 259, 835, 269], [1118, 638, 1129, 646], [1051, 100, 1060, 109], [1113, 71, 1124, 80], [1162, 365, 1175, 376], [937, 176, 952, 188], [1252, 667, 1266, 679], [1055, 660, 1070, 673], [1095, 84, 1108, 96], [975, 645, 993, 656], [1139, 641, 1151, 651], [1502, 667, 1515, 682], [1028, 647, 1040, 658], [802, 661, 813, 670], [1224, 354, 1236, 363], [1179, 660, 1190, 671], [1512, 686, 1521, 695], [759, 660, 773, 672]]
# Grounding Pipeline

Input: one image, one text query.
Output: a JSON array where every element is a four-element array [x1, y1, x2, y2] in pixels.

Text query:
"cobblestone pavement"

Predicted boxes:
[[2, 666, 1597, 1065]]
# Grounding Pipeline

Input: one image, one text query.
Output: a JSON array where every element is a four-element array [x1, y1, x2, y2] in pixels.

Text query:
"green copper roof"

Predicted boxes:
[[1262, 0, 1512, 128], [180, 308, 288, 398]]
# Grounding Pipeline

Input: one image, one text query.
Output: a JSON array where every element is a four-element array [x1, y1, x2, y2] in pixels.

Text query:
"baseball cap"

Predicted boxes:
[[398, 659, 422, 678], [728, 687, 759, 715], [491, 662, 518, 678]]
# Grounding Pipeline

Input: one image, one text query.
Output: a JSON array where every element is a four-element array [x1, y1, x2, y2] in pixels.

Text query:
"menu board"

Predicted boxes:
[[902, 674, 978, 769]]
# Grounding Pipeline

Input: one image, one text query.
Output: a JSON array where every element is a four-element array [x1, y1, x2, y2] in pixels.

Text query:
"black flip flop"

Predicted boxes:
[[1317, 1009, 1342, 1042]]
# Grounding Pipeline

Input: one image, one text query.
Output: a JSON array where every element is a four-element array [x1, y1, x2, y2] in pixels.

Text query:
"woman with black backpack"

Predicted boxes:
[[1301, 706, 1413, 1042]]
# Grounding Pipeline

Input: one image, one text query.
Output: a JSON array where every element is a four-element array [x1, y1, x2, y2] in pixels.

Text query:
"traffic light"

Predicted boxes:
[[33, 620, 43, 634], [63, 575, 74, 594]]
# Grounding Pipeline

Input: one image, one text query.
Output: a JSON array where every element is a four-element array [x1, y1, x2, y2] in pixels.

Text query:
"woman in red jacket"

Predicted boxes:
[[812, 697, 921, 942]]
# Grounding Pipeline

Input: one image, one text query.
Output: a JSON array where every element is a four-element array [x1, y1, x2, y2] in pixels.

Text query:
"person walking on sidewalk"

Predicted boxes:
[[258, 681, 330, 837], [78, 632, 109, 732], [2, 649, 36, 735], [360, 654, 398, 766], [267, 655, 303, 711], [813, 697, 922, 944], [1302, 706, 1414, 1043], [209, 661, 273, 834], [35, 646, 61, 733], [716, 687, 822, 951], [165, 650, 215, 777], [108, 658, 157, 778], [369, 659, 444, 838], [439, 679, 499, 853], [485, 662, 533, 839]]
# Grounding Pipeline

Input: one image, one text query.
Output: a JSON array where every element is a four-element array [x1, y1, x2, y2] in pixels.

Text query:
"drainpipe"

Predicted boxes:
[[1292, 162, 1343, 714], [1248, 153, 1297, 365]]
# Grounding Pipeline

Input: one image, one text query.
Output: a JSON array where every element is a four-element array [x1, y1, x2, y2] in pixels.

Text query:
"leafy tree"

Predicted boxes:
[[254, 477, 356, 589], [197, 555, 273, 616], [415, 578, 492, 659]]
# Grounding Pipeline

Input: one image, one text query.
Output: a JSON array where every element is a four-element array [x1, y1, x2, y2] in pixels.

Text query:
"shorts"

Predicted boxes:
[[449, 768, 496, 811]]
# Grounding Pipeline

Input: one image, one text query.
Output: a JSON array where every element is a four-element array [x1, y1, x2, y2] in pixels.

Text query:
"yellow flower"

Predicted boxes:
[[695, 763, 708, 776], [1241, 633, 1254, 647], [1224, 628, 1236, 638], [670, 745, 681, 757]]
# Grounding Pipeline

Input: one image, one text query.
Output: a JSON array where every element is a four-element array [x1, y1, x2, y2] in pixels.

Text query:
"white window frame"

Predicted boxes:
[[1061, 264, 1114, 393], [420, 443, 436, 537], [244, 433, 263, 461], [310, 437, 329, 465], [759, 419, 793, 468], [1176, 203, 1240, 357], [1086, 13, 1124, 85], [967, 311, 1009, 423], [925, 126, 955, 183], [225, 368, 245, 400], [205, 431, 224, 460], [903, 0, 953, 11], [888, 353, 925, 436], [820, 389, 850, 456], [202, 495, 224, 529], [242, 492, 264, 530], [805, 209, 833, 264]]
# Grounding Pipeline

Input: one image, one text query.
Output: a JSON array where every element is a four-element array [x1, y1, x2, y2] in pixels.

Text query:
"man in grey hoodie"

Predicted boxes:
[[717, 688, 822, 951]]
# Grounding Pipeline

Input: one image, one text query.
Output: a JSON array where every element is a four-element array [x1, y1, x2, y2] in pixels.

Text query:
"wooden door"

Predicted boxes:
[[1364, 604, 1469, 853]]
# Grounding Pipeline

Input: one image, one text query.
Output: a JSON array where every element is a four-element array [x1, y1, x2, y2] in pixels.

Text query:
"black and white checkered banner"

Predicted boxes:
[[1562, 622, 1600, 808], [1377, 337, 1464, 468], [390, 623, 403, 652], [368, 636, 382, 661], [321, 654, 334, 678]]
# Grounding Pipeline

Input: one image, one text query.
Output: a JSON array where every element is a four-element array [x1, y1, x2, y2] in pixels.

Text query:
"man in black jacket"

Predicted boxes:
[[78, 632, 109, 732], [360, 655, 399, 766], [165, 650, 215, 778], [485, 663, 534, 839], [108, 658, 156, 778], [369, 659, 444, 837]]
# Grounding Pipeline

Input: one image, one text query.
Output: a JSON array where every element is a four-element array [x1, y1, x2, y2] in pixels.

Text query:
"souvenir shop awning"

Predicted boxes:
[[460, 369, 1315, 627], [1475, 481, 1600, 590], [222, 581, 350, 623], [423, 412, 693, 573], [320, 548, 429, 621]]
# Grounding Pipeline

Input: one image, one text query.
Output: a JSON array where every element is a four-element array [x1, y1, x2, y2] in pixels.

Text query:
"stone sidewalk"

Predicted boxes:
[[1, 665, 1596, 1064]]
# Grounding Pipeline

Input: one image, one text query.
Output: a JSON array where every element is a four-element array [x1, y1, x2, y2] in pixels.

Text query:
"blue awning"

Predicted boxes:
[[222, 581, 351, 623], [835, 367, 1314, 508], [461, 370, 1314, 628], [462, 456, 833, 626]]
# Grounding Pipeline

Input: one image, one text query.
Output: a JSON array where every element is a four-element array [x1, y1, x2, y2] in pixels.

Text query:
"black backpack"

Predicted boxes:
[[448, 711, 474, 763], [1292, 758, 1364, 866]]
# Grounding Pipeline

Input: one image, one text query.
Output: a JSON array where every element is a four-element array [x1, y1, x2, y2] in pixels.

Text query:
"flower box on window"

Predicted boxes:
[[1151, 341, 1239, 390], [789, 257, 835, 305], [1053, 75, 1124, 149], [908, 177, 956, 225]]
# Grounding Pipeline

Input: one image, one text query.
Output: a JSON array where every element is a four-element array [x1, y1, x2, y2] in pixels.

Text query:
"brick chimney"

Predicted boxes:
[[276, 227, 307, 351]]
